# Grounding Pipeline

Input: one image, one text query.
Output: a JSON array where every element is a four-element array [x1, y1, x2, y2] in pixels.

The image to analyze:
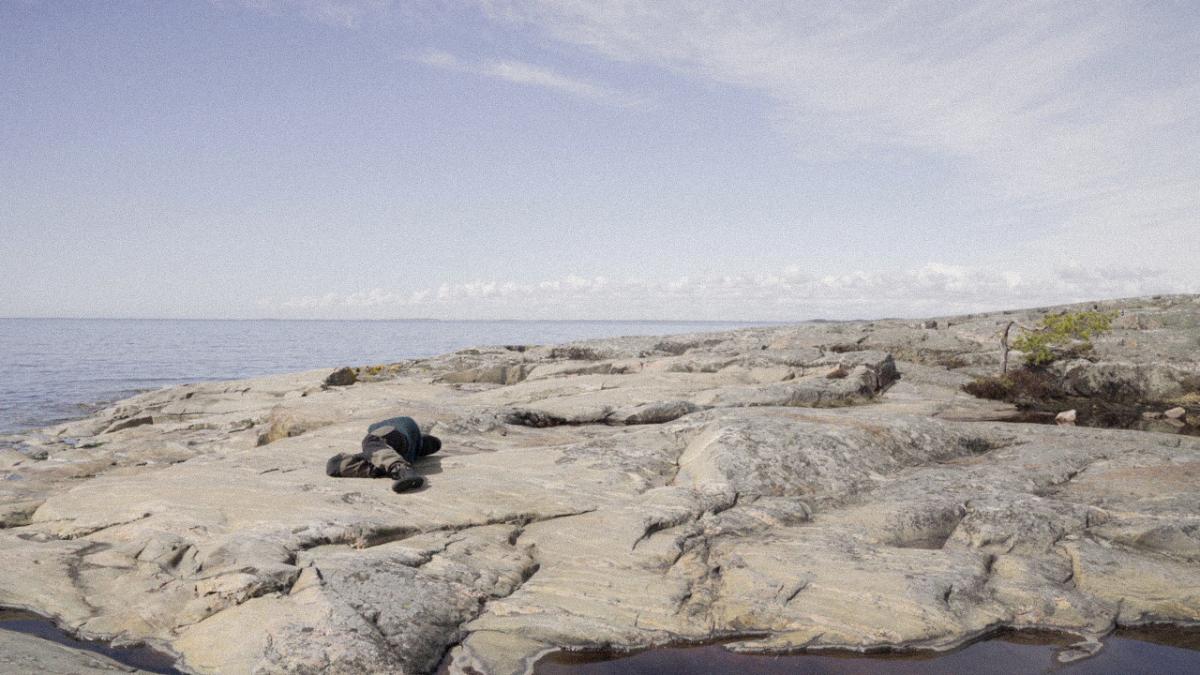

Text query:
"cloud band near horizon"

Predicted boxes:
[[264, 262, 1191, 321]]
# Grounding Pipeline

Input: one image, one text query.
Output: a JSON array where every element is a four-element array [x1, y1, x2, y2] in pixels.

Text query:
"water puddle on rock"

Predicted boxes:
[[1003, 403, 1200, 437], [0, 608, 183, 674], [533, 627, 1200, 675]]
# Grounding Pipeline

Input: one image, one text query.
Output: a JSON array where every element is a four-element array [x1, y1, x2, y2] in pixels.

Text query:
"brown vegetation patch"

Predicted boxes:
[[937, 354, 970, 369], [827, 341, 868, 354], [963, 369, 1057, 404]]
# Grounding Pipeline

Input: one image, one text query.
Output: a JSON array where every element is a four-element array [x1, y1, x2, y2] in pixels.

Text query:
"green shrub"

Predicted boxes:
[[1012, 310, 1116, 366]]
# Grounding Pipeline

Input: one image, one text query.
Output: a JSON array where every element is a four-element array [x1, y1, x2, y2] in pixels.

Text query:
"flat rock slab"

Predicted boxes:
[[2, 295, 1199, 674], [0, 628, 142, 674]]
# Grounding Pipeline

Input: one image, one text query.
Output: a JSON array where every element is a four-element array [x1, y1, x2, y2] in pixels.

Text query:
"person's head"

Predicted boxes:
[[419, 435, 441, 457]]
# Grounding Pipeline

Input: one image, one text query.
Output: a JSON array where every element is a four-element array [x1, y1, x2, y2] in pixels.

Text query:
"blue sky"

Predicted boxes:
[[2, 1, 1197, 320]]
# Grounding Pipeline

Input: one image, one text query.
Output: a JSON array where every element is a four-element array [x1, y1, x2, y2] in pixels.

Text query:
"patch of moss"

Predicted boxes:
[[958, 436, 998, 454]]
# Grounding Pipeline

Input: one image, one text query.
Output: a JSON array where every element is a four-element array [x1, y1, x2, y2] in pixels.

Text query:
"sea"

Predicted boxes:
[[0, 318, 778, 435]]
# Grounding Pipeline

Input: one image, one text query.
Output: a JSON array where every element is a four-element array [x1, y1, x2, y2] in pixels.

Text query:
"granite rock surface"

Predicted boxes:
[[1, 295, 1199, 674]]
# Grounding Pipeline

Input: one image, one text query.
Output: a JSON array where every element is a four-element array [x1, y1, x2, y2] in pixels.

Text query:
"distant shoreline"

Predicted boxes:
[[0, 317, 788, 436], [0, 316, 800, 324]]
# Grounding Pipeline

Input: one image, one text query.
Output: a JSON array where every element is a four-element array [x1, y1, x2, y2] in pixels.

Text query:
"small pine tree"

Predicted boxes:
[[1011, 310, 1116, 367]]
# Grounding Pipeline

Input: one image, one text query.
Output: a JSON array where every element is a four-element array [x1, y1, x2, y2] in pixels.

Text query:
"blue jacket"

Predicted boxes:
[[367, 416, 424, 463]]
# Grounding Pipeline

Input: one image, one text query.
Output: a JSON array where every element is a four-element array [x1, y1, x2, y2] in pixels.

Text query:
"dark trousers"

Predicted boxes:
[[325, 433, 406, 478]]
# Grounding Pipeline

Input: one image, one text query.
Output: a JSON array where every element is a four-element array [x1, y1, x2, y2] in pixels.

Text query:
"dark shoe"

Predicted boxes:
[[325, 454, 345, 477], [391, 467, 425, 493]]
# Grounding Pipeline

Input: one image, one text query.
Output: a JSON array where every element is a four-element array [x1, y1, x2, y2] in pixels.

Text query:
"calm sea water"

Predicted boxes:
[[0, 318, 776, 435]]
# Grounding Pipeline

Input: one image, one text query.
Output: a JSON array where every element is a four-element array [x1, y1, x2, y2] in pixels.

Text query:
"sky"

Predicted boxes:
[[1, 0, 1197, 320]]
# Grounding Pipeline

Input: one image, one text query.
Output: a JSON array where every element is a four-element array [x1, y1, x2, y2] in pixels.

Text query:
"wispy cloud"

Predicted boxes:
[[229, 0, 393, 29], [481, 1, 1200, 271], [267, 263, 1190, 320], [417, 49, 636, 105], [204, 1, 1197, 320], [483, 60, 614, 100], [417, 49, 463, 69]]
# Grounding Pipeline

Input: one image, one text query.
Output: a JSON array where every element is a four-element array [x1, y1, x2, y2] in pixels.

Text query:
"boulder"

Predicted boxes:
[[1056, 409, 1077, 425], [1052, 360, 1200, 404], [323, 367, 357, 387]]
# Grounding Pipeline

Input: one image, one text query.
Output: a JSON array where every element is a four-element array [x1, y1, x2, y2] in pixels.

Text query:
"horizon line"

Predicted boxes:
[[3, 293, 1191, 324], [0, 316, 812, 324]]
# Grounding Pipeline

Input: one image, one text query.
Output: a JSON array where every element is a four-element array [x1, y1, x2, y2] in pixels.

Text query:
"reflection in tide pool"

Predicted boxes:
[[534, 628, 1200, 675], [0, 608, 182, 674]]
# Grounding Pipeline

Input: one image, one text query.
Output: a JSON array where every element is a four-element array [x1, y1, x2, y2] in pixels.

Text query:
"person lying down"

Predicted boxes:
[[325, 416, 441, 493]]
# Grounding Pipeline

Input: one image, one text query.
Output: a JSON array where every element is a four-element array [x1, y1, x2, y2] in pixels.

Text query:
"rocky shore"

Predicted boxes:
[[2, 295, 1199, 674]]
